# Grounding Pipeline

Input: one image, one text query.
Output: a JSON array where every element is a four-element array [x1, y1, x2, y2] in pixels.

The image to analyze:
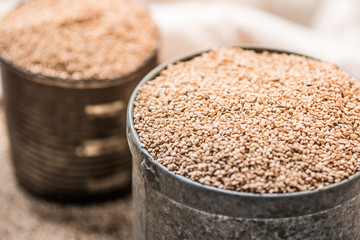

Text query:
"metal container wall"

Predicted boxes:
[[1, 51, 157, 202], [127, 47, 360, 240]]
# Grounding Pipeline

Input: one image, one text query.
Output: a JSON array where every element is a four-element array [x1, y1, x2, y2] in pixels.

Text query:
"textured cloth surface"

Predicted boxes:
[[0, 109, 132, 240], [145, 0, 360, 78]]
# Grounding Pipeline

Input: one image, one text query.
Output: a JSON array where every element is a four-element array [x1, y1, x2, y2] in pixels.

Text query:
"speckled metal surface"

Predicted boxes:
[[127, 47, 360, 240], [1, 50, 158, 202]]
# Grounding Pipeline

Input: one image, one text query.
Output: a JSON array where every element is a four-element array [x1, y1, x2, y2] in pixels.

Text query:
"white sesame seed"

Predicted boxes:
[[134, 47, 360, 194]]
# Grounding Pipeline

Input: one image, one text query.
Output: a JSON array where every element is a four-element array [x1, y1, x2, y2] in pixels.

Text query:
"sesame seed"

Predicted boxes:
[[134, 47, 360, 194], [0, 0, 158, 80]]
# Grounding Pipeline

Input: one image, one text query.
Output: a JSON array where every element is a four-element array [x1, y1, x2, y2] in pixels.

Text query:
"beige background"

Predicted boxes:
[[138, 0, 360, 77]]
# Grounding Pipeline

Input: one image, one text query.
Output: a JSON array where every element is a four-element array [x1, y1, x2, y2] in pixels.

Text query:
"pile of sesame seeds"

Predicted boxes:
[[134, 47, 360, 194], [0, 0, 158, 80]]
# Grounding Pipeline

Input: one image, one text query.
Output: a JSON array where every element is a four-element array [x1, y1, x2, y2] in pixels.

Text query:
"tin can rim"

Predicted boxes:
[[127, 45, 360, 199]]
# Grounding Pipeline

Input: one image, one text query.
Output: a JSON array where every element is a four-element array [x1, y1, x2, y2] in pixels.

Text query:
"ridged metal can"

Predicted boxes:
[[1, 49, 157, 202], [127, 47, 360, 240]]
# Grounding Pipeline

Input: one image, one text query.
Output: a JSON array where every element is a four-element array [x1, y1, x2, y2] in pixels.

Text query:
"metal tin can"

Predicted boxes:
[[127, 47, 360, 240], [1, 49, 158, 202]]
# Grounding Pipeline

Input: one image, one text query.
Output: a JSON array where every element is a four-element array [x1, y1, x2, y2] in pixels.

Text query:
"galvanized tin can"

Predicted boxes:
[[1, 49, 157, 202], [127, 47, 360, 240]]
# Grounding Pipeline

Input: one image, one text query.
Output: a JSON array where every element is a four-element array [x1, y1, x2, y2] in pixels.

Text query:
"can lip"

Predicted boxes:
[[127, 45, 360, 199], [0, 47, 159, 89]]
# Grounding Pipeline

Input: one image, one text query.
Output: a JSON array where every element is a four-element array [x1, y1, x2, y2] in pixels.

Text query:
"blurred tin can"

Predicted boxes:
[[1, 48, 157, 202]]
